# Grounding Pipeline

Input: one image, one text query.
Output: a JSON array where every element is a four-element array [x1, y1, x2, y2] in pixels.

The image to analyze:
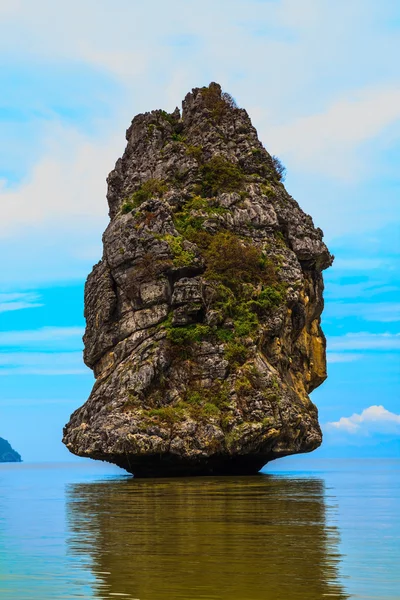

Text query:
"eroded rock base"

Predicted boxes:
[[109, 454, 272, 478]]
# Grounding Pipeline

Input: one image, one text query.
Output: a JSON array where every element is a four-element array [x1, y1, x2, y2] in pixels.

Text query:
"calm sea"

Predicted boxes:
[[0, 459, 398, 599]]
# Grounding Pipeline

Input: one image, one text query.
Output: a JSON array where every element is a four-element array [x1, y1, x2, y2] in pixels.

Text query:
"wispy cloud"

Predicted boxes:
[[0, 292, 42, 313], [0, 326, 83, 346], [328, 332, 400, 351], [327, 352, 362, 364], [326, 405, 400, 434], [0, 327, 85, 374], [0, 351, 88, 375], [0, 123, 115, 237], [266, 85, 400, 180], [331, 258, 388, 271], [325, 302, 400, 323]]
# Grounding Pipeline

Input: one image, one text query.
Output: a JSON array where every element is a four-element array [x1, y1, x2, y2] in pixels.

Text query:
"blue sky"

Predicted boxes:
[[0, 0, 399, 461]]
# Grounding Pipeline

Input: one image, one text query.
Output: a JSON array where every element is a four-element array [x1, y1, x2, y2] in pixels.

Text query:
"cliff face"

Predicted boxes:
[[63, 83, 332, 476], [0, 437, 22, 463]]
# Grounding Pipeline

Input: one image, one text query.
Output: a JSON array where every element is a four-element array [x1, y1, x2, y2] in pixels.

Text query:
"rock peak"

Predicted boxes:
[[63, 84, 333, 477]]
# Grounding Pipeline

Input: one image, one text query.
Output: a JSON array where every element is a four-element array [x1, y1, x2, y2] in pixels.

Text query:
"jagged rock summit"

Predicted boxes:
[[63, 83, 333, 477]]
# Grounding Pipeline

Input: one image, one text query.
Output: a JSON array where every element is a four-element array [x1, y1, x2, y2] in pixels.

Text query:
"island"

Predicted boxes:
[[63, 83, 333, 477], [0, 437, 22, 462]]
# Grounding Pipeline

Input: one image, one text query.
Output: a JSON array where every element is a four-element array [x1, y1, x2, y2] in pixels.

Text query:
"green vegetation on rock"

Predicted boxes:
[[200, 156, 244, 196], [200, 84, 238, 122], [163, 234, 196, 267], [121, 179, 167, 213], [166, 323, 211, 345], [161, 227, 285, 368]]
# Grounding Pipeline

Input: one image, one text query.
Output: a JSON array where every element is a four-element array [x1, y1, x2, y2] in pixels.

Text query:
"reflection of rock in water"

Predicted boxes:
[[67, 476, 349, 600]]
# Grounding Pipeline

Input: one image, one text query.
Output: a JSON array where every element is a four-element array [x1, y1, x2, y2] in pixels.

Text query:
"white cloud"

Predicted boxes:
[[0, 351, 88, 375], [327, 405, 400, 434], [0, 292, 42, 313], [0, 326, 83, 346], [0, 123, 116, 237], [328, 332, 400, 351], [0, 0, 22, 16], [0, 122, 117, 284], [265, 86, 400, 180]]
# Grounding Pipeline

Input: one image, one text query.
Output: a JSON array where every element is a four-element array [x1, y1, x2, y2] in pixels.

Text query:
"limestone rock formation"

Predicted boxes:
[[0, 437, 22, 462], [63, 83, 333, 476]]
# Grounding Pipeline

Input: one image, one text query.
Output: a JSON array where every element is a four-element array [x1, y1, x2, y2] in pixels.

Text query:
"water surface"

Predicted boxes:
[[0, 459, 398, 599]]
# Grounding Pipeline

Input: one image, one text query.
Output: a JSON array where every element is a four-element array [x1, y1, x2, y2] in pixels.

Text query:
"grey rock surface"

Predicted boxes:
[[63, 83, 333, 476]]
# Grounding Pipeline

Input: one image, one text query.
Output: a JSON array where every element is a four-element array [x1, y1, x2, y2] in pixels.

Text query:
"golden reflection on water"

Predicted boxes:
[[67, 475, 349, 600]]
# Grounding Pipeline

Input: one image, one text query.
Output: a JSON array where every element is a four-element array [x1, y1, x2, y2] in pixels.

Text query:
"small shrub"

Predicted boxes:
[[225, 341, 250, 367], [275, 230, 286, 245], [200, 156, 244, 196], [271, 155, 286, 182], [172, 132, 185, 142], [164, 234, 196, 267], [204, 232, 264, 289], [215, 327, 234, 342], [127, 179, 167, 209], [202, 402, 220, 417], [174, 213, 205, 237], [246, 286, 284, 316], [234, 375, 253, 395], [221, 91, 238, 109], [233, 309, 259, 337], [186, 145, 203, 161], [160, 110, 176, 126], [121, 201, 134, 214], [260, 183, 277, 197], [186, 196, 209, 211], [259, 286, 283, 307], [147, 123, 156, 135], [147, 405, 182, 426], [166, 324, 211, 345], [186, 391, 203, 405], [200, 84, 238, 121], [173, 196, 228, 237]]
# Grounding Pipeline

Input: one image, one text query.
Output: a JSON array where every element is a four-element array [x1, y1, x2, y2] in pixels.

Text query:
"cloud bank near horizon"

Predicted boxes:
[[326, 405, 400, 435]]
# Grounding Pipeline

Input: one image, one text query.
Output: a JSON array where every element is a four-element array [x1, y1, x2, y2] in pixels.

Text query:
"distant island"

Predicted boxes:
[[0, 437, 22, 463]]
